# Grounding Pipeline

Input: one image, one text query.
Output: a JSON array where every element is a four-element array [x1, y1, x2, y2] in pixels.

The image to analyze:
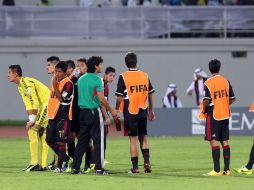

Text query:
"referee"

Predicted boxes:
[[72, 56, 118, 175]]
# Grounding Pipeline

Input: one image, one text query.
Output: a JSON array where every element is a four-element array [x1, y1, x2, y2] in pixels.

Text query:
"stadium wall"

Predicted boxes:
[[0, 38, 254, 120]]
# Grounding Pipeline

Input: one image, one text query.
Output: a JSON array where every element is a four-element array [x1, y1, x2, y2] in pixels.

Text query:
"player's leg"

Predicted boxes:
[[83, 140, 93, 173], [138, 118, 151, 173], [234, 142, 253, 175], [24, 127, 40, 171], [91, 108, 107, 175], [68, 117, 79, 159], [72, 109, 93, 174], [55, 119, 71, 172], [204, 113, 222, 176], [220, 119, 231, 175], [127, 117, 139, 173], [36, 106, 49, 170], [45, 120, 59, 170], [245, 140, 254, 171]]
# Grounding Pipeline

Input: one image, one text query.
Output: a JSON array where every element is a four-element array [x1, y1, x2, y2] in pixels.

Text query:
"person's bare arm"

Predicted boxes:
[[97, 92, 118, 118], [148, 93, 155, 121], [52, 76, 62, 102]]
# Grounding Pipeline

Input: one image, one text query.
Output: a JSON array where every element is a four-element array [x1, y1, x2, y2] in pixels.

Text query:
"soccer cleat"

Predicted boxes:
[[64, 157, 73, 173], [95, 169, 108, 175], [40, 167, 48, 171], [128, 168, 139, 174], [25, 164, 42, 172], [53, 167, 62, 173], [83, 166, 91, 174], [22, 164, 33, 171], [234, 166, 252, 175], [104, 159, 110, 164], [203, 170, 223, 176], [144, 163, 152, 173], [71, 169, 81, 175], [90, 164, 95, 170], [223, 170, 231, 176], [47, 163, 56, 171]]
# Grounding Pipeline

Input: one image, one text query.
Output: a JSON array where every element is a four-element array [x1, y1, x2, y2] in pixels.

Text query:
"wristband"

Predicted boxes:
[[28, 114, 36, 123]]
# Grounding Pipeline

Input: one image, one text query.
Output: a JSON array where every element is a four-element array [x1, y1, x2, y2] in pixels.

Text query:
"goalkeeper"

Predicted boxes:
[[8, 65, 49, 171]]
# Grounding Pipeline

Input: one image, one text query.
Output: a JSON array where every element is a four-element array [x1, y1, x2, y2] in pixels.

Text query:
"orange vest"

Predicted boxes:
[[121, 70, 149, 115], [47, 77, 73, 120], [204, 75, 231, 120]]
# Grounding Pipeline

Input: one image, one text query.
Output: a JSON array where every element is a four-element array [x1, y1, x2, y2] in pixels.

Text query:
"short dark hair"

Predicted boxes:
[[125, 52, 137, 68], [66, 60, 76, 69], [47, 56, 60, 63], [9, 65, 22, 77], [208, 59, 221, 74], [105, 66, 115, 74], [87, 56, 103, 73], [77, 57, 87, 63], [55, 61, 68, 72]]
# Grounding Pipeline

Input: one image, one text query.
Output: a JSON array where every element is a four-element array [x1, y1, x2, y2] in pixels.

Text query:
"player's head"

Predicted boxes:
[[125, 52, 137, 69], [66, 60, 76, 76], [87, 56, 103, 73], [8, 65, 22, 83], [47, 56, 60, 74], [55, 61, 67, 81], [104, 66, 116, 84], [208, 59, 221, 74], [76, 57, 87, 75]]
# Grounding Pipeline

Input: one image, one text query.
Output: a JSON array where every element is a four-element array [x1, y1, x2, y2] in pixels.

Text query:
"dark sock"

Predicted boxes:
[[57, 144, 69, 169], [223, 145, 230, 171], [141, 148, 150, 164], [246, 145, 254, 170], [212, 146, 220, 172], [131, 157, 138, 169], [85, 146, 93, 167], [67, 141, 75, 159]]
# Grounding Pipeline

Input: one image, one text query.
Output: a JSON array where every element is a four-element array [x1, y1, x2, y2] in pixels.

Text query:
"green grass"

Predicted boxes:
[[0, 120, 26, 127], [1, 136, 254, 190]]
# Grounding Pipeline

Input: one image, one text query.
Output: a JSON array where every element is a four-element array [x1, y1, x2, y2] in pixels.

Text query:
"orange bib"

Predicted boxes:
[[204, 75, 230, 120], [121, 71, 149, 115], [47, 77, 73, 120]]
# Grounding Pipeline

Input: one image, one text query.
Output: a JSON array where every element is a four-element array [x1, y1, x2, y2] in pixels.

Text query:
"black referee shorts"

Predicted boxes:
[[125, 116, 148, 136], [205, 112, 229, 142]]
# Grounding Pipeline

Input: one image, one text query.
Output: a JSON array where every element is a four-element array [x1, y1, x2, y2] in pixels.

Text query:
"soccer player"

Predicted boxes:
[[186, 68, 207, 106], [46, 61, 74, 173], [201, 59, 235, 176], [8, 65, 49, 171], [72, 56, 118, 175], [234, 104, 254, 175], [102, 66, 116, 161], [115, 52, 155, 173], [46, 56, 60, 170], [46, 56, 60, 74], [65, 60, 79, 159]]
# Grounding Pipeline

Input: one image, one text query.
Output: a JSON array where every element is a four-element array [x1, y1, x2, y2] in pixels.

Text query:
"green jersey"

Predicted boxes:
[[78, 73, 104, 109]]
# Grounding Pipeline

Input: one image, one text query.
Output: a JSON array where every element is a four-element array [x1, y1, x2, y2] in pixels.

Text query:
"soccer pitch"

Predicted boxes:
[[1, 136, 254, 190]]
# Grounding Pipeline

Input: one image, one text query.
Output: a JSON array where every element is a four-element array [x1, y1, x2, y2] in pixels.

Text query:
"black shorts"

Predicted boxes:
[[205, 112, 229, 141], [46, 118, 70, 144], [124, 116, 147, 136]]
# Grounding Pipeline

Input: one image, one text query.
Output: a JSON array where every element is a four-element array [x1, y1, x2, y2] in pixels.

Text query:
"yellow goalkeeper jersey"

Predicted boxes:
[[18, 77, 50, 110]]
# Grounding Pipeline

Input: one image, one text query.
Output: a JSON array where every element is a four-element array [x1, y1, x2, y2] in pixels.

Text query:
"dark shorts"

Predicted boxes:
[[124, 116, 147, 136], [46, 118, 70, 144], [205, 112, 229, 141]]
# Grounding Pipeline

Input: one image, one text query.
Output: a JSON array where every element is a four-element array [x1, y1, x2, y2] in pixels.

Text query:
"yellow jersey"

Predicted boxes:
[[18, 77, 50, 110]]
